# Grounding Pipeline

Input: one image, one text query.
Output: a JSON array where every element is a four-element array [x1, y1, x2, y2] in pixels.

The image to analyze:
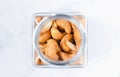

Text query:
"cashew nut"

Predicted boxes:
[[39, 44, 47, 53], [56, 19, 71, 33], [44, 39, 61, 60], [39, 30, 51, 43], [35, 56, 44, 65], [52, 21, 58, 27], [60, 34, 72, 52], [41, 21, 53, 33], [59, 51, 75, 61], [51, 26, 65, 40], [34, 51, 44, 65], [72, 24, 81, 49], [35, 16, 42, 23], [66, 41, 76, 51]]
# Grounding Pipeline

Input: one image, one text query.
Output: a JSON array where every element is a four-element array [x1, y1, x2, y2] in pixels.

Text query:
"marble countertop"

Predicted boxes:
[[0, 0, 120, 77]]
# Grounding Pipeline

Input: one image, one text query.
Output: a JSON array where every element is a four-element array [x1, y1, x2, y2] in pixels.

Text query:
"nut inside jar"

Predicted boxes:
[[39, 19, 82, 61]]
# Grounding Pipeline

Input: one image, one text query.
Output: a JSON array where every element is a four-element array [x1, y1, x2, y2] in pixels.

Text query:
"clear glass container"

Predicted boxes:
[[32, 12, 87, 67]]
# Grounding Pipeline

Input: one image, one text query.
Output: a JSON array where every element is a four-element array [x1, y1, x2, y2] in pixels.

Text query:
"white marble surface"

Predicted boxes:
[[0, 0, 120, 77]]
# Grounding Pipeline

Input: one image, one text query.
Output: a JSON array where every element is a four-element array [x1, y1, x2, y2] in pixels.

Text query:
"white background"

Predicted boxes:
[[0, 0, 120, 77]]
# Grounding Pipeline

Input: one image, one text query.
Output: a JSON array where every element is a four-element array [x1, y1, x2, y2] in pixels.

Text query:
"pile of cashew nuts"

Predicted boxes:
[[38, 18, 82, 61]]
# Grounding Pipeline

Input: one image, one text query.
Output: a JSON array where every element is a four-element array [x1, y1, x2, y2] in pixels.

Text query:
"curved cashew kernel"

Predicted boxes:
[[44, 39, 61, 60], [53, 21, 64, 30], [53, 21, 58, 27], [72, 24, 81, 49], [41, 21, 53, 33], [59, 51, 75, 61], [34, 51, 44, 65], [35, 56, 44, 65], [39, 44, 47, 53], [51, 26, 65, 40], [39, 44, 46, 49], [47, 39, 61, 51], [56, 19, 71, 33], [39, 30, 51, 43], [60, 34, 72, 52], [35, 16, 42, 23], [66, 41, 76, 51]]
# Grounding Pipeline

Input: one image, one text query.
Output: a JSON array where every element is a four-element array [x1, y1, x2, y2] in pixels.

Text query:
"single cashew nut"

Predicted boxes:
[[72, 24, 81, 49], [60, 34, 72, 52], [51, 26, 65, 40], [56, 19, 71, 33], [41, 21, 53, 33], [39, 44, 47, 53], [52, 21, 58, 27], [35, 56, 44, 65], [34, 51, 44, 65], [44, 39, 61, 60], [35, 16, 42, 23], [39, 30, 51, 43], [66, 41, 76, 51], [59, 51, 75, 61]]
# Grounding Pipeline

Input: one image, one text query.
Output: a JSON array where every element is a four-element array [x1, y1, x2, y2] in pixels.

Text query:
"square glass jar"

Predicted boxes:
[[32, 12, 87, 68]]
